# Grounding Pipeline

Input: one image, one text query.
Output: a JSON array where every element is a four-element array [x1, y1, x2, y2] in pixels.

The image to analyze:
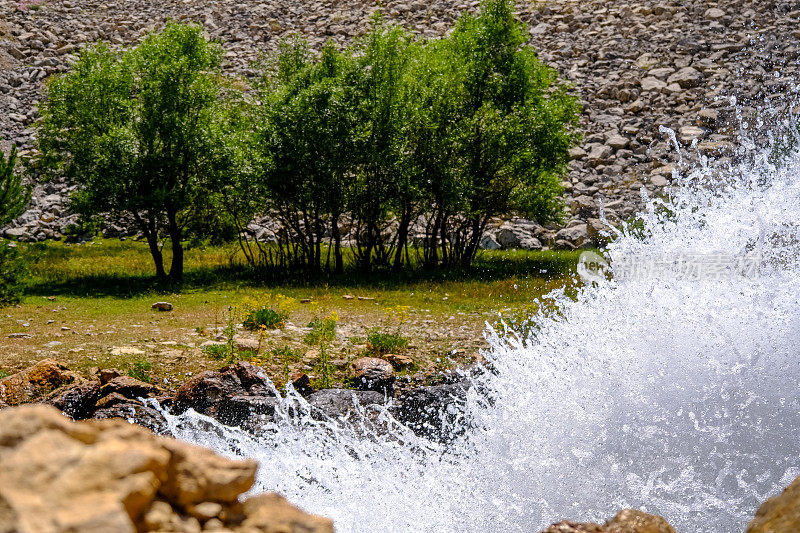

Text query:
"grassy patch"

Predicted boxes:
[[0, 239, 584, 388]]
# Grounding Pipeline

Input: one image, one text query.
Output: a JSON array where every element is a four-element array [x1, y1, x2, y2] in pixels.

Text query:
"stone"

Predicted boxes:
[[0, 359, 80, 406], [554, 225, 590, 248], [666, 67, 703, 89], [100, 375, 161, 400], [93, 401, 169, 434], [233, 336, 260, 352], [348, 357, 395, 392], [151, 302, 173, 311], [479, 233, 501, 250], [704, 7, 725, 20], [650, 174, 669, 188], [214, 394, 279, 426], [748, 472, 800, 533], [586, 218, 614, 245], [497, 227, 523, 249], [172, 362, 275, 418], [307, 389, 385, 420], [99, 368, 123, 385], [392, 381, 468, 440], [241, 493, 334, 533], [0, 404, 328, 532], [606, 134, 629, 150], [640, 77, 666, 92], [46, 381, 102, 419], [290, 373, 315, 396], [385, 353, 413, 369], [539, 509, 676, 533]]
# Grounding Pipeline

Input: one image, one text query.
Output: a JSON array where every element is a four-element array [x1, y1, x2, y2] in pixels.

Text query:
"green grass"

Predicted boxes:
[[0, 239, 584, 386], [21, 239, 582, 300]]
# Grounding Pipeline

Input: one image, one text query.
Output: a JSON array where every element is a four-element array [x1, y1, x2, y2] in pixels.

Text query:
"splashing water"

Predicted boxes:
[[165, 120, 800, 532]]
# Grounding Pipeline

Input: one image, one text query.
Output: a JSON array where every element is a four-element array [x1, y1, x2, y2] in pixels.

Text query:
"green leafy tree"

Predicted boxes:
[[429, 0, 581, 266], [37, 22, 239, 281], [0, 145, 30, 304], [348, 18, 417, 271], [252, 39, 356, 273]]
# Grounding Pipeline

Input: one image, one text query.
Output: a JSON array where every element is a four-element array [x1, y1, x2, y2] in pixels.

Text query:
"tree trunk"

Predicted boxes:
[[461, 215, 486, 269], [332, 214, 343, 274], [167, 208, 184, 282], [135, 212, 166, 281], [394, 209, 411, 271], [146, 233, 166, 281]]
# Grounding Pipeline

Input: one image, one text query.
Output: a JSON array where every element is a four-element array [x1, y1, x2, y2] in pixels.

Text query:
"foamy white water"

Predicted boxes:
[[165, 119, 800, 532]]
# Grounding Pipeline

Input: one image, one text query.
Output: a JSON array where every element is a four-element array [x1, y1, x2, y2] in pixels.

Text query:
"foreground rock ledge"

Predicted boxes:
[[539, 509, 676, 533], [0, 404, 334, 533]]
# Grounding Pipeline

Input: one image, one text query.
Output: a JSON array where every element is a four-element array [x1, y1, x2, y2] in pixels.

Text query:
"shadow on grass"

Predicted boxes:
[[25, 249, 584, 298]]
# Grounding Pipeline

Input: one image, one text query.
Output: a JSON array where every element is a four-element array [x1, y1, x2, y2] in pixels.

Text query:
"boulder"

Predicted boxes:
[[392, 381, 469, 440], [172, 362, 276, 418], [0, 359, 80, 406], [242, 493, 335, 532], [99, 375, 161, 399], [307, 389, 385, 420], [45, 381, 102, 420], [480, 233, 502, 250], [348, 357, 395, 393], [0, 404, 333, 533], [554, 225, 591, 249], [540, 510, 676, 533], [747, 472, 800, 533], [94, 400, 169, 434]]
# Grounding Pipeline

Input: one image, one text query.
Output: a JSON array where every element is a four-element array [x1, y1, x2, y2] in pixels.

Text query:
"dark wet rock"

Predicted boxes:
[[216, 394, 280, 427], [45, 381, 101, 420], [348, 357, 395, 393], [172, 362, 276, 417], [307, 389, 386, 420], [93, 400, 169, 434], [291, 373, 315, 397], [99, 375, 161, 399], [392, 381, 469, 441]]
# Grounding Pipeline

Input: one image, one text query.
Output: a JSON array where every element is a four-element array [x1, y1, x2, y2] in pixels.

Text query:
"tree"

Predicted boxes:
[[37, 22, 237, 282], [347, 18, 417, 271], [0, 145, 29, 227], [0, 145, 30, 304], [428, 0, 581, 267], [251, 39, 356, 273]]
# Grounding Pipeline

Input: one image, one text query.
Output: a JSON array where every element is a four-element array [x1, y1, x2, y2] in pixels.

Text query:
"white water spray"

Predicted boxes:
[[165, 119, 800, 532]]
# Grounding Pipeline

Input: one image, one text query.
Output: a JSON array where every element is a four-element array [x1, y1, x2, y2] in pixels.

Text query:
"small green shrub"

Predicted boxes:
[[0, 369, 9, 379], [366, 327, 409, 354], [270, 345, 303, 362], [203, 343, 236, 362], [128, 359, 152, 383], [305, 313, 338, 388], [243, 307, 288, 330]]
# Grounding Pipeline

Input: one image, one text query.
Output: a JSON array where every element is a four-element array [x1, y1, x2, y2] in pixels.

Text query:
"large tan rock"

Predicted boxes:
[[540, 510, 676, 533], [748, 474, 800, 533], [0, 359, 80, 406], [0, 405, 335, 533]]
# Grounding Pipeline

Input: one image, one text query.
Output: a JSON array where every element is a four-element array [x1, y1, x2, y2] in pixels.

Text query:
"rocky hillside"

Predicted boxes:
[[1, 0, 797, 245]]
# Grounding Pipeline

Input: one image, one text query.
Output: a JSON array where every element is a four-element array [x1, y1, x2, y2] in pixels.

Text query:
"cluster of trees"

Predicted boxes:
[[35, 0, 580, 281]]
